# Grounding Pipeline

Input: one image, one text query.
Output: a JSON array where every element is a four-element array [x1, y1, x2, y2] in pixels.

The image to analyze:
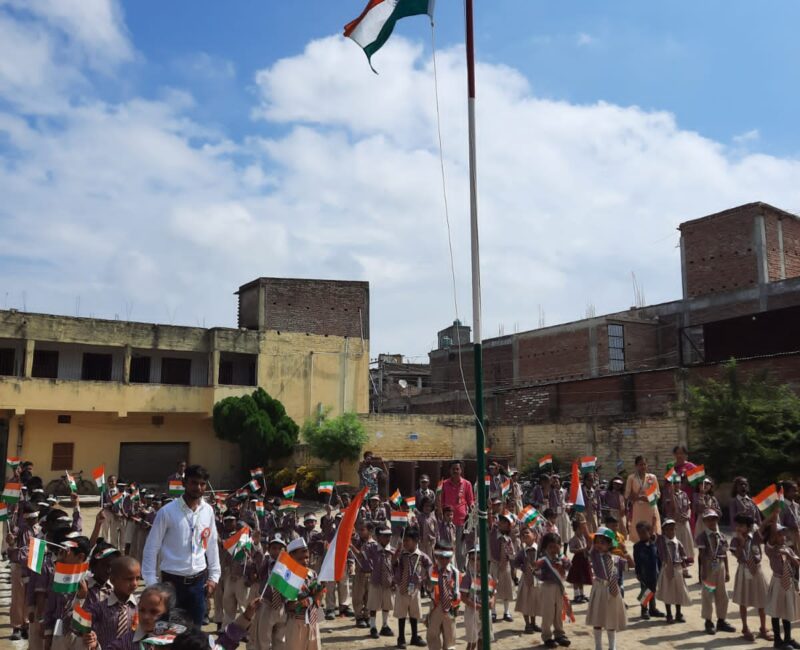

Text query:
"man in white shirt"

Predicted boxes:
[[142, 464, 220, 627]]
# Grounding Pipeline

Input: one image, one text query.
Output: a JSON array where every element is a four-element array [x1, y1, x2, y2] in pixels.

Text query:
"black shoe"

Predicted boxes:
[[9, 629, 21, 641], [325, 610, 336, 621], [544, 640, 558, 649], [513, 576, 520, 586], [705, 620, 716, 635], [649, 608, 666, 618], [773, 639, 784, 649], [397, 638, 407, 649], [675, 613, 686, 623], [215, 624, 222, 633], [640, 608, 650, 620], [491, 613, 497, 623], [340, 607, 355, 617], [666, 614, 674, 624], [785, 640, 800, 649], [370, 628, 379, 639], [410, 636, 426, 647], [20, 628, 28, 640], [555, 636, 571, 647], [716, 620, 736, 633], [503, 613, 513, 622], [380, 626, 394, 637], [524, 623, 534, 634], [532, 624, 542, 633]]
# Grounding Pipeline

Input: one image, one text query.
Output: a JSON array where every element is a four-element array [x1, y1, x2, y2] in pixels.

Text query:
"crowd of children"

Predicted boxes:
[[4, 450, 800, 650]]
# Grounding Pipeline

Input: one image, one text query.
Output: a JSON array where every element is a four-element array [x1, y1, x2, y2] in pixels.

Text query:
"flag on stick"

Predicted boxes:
[[753, 484, 783, 515], [250, 468, 264, 479], [569, 462, 586, 512], [65, 472, 77, 493], [72, 605, 92, 634], [92, 466, 106, 492], [685, 465, 706, 486], [279, 500, 300, 512], [405, 496, 416, 511], [2, 482, 21, 504], [168, 481, 184, 497], [282, 484, 296, 499], [538, 454, 553, 470], [389, 489, 402, 507], [518, 506, 540, 526], [53, 562, 89, 593], [319, 487, 368, 582], [318, 482, 334, 495], [27, 537, 46, 573], [637, 588, 654, 607], [0, 502, 7, 522], [6, 456, 21, 469], [390, 511, 409, 526], [644, 482, 658, 507], [267, 550, 309, 600]]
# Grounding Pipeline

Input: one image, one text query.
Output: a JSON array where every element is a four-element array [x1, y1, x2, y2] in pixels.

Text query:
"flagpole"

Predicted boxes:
[[464, 2, 491, 648]]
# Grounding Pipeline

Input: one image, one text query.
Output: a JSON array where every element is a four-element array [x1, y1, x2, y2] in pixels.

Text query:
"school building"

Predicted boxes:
[[0, 278, 371, 488]]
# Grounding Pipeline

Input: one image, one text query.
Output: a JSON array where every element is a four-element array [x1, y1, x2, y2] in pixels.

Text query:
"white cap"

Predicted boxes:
[[287, 538, 307, 553]]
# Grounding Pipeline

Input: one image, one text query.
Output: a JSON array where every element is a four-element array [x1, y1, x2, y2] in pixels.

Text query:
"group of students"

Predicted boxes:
[[5, 452, 800, 650]]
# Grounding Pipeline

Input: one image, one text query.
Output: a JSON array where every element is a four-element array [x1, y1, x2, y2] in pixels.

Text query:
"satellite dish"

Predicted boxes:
[[398, 379, 408, 389]]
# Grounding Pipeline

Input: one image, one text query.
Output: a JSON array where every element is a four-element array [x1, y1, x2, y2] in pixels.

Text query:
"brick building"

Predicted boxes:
[[385, 202, 800, 473]]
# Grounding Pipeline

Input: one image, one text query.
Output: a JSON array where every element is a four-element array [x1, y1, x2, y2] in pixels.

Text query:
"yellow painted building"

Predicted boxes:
[[0, 277, 370, 488]]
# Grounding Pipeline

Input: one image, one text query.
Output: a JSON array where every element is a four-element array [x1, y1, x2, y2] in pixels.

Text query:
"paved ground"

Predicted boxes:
[[0, 507, 784, 650]]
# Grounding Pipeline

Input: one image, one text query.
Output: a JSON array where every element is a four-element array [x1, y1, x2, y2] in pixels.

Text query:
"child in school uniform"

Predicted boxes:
[[416, 497, 438, 562], [366, 526, 395, 639], [730, 513, 772, 643], [566, 516, 592, 604], [488, 511, 515, 623], [662, 478, 694, 557], [352, 522, 378, 629], [633, 522, 664, 620], [250, 535, 287, 650], [730, 477, 762, 526], [586, 527, 627, 650], [284, 537, 325, 650], [535, 532, 571, 649], [550, 476, 571, 550], [426, 542, 460, 650], [84, 556, 141, 650], [780, 480, 800, 552], [393, 527, 431, 649], [764, 519, 800, 649], [603, 515, 632, 597], [693, 478, 722, 539], [695, 509, 736, 635], [655, 518, 691, 624], [461, 544, 495, 650], [542, 509, 559, 537], [513, 526, 541, 634], [43, 535, 91, 650]]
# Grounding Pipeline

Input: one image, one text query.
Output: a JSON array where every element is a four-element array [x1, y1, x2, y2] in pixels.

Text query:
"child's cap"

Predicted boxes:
[[268, 536, 287, 547], [368, 495, 380, 502], [701, 509, 720, 520], [223, 514, 236, 521], [774, 522, 787, 532], [377, 526, 392, 536], [303, 512, 317, 522], [287, 538, 307, 553], [661, 518, 676, 527], [611, 478, 623, 486], [593, 527, 618, 547], [434, 541, 454, 558], [491, 497, 502, 505], [702, 478, 712, 485]]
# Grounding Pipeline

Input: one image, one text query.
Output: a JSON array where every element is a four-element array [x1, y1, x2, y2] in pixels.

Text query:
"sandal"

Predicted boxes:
[[742, 630, 755, 642], [758, 628, 774, 641]]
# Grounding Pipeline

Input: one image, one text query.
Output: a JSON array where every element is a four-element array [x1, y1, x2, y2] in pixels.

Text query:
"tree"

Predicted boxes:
[[213, 388, 299, 475], [686, 360, 800, 488], [302, 409, 368, 480]]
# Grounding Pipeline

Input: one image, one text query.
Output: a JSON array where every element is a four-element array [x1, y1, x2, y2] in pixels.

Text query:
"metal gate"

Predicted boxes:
[[118, 442, 189, 488]]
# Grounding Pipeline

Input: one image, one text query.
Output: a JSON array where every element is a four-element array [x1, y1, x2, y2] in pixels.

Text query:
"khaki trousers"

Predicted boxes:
[[426, 606, 455, 650], [324, 578, 350, 611], [352, 572, 370, 619], [540, 582, 565, 642], [10, 563, 27, 628], [223, 575, 250, 625], [701, 564, 729, 621], [248, 605, 286, 650], [284, 616, 319, 650]]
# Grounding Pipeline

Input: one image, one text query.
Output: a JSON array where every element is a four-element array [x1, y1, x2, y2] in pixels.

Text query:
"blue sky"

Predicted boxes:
[[1, 1, 800, 358], [120, 1, 800, 154]]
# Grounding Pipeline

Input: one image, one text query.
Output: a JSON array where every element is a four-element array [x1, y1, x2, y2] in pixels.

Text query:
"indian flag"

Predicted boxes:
[[72, 604, 92, 634], [111, 492, 124, 506], [436, 480, 443, 496], [2, 482, 21, 504], [702, 580, 716, 593], [483, 475, 491, 488], [569, 463, 585, 512], [267, 550, 309, 600], [336, 481, 350, 487], [53, 561, 89, 594], [247, 480, 260, 492], [0, 502, 7, 522], [27, 537, 46, 573], [390, 511, 409, 526], [580, 456, 597, 473], [645, 482, 658, 507], [685, 465, 706, 486], [279, 500, 300, 512], [255, 501, 265, 517], [6, 456, 21, 469], [141, 635, 177, 646], [538, 454, 553, 469], [405, 496, 416, 511], [223, 526, 253, 560], [320, 487, 368, 582], [250, 467, 264, 479], [754, 484, 783, 515], [518, 505, 540, 526], [168, 481, 184, 497], [664, 467, 680, 484], [318, 481, 334, 495], [637, 588, 654, 606], [390, 489, 402, 506], [130, 488, 140, 502], [344, 0, 435, 71], [282, 484, 296, 499], [501, 478, 511, 498], [65, 472, 77, 493], [92, 466, 106, 492]]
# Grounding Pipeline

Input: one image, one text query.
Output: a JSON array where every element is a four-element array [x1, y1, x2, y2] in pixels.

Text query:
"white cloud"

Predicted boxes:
[[1, 15, 800, 358], [733, 128, 760, 145], [576, 32, 596, 46]]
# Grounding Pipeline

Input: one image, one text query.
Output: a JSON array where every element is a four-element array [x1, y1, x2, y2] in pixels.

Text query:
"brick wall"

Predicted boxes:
[[238, 278, 369, 339], [517, 328, 591, 383], [783, 217, 800, 279]]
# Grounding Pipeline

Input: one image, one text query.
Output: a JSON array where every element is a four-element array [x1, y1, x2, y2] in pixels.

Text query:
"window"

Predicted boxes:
[[130, 356, 151, 383], [218, 360, 234, 385], [161, 357, 191, 385], [608, 324, 625, 372], [0, 348, 15, 376], [57, 414, 72, 424], [51, 442, 74, 471], [81, 353, 113, 381], [248, 361, 256, 386], [32, 350, 59, 378]]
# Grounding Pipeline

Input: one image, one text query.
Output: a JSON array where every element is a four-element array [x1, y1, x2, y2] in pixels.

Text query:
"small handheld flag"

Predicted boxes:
[[267, 550, 309, 600], [685, 465, 706, 486], [390, 511, 409, 526], [247, 480, 260, 492], [579, 456, 597, 474], [72, 605, 92, 634], [168, 481, 184, 497], [664, 467, 680, 484], [0, 502, 7, 522], [250, 468, 264, 479], [753, 484, 782, 515], [436, 480, 443, 496], [318, 481, 334, 495], [6, 456, 21, 469], [110, 492, 124, 507], [518, 505, 541, 526], [27, 537, 46, 573], [538, 454, 553, 469], [53, 562, 89, 594], [2, 482, 21, 504], [255, 501, 265, 517], [282, 484, 296, 499], [702, 580, 717, 593], [405, 496, 416, 511], [223, 526, 253, 561], [501, 478, 511, 498], [390, 489, 402, 507], [569, 462, 586, 512], [65, 472, 77, 493], [483, 475, 491, 488], [279, 500, 300, 512], [644, 482, 658, 507], [92, 466, 106, 492]]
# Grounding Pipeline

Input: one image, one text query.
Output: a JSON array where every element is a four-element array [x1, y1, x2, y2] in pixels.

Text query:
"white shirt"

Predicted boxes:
[[142, 496, 221, 586]]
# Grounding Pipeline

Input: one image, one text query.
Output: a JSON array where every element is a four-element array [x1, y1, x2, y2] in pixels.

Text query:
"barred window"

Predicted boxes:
[[608, 324, 625, 372]]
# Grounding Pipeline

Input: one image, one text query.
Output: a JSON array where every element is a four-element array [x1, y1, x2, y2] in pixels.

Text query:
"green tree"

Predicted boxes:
[[302, 409, 368, 480], [686, 360, 800, 488], [213, 388, 299, 475]]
